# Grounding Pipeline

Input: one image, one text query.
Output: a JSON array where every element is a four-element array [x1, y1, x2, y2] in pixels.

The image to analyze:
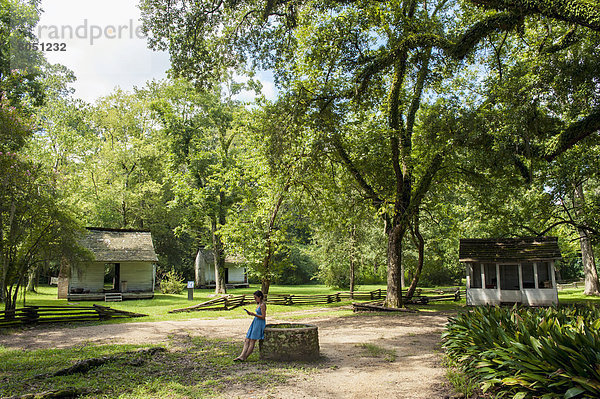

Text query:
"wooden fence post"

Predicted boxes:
[[454, 289, 461, 301], [23, 306, 39, 324]]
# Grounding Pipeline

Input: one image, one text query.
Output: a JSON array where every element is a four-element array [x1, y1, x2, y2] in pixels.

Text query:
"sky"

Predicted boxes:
[[36, 0, 275, 103]]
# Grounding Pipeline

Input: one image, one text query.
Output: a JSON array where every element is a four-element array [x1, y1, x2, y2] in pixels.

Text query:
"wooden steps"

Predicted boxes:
[[104, 293, 123, 302]]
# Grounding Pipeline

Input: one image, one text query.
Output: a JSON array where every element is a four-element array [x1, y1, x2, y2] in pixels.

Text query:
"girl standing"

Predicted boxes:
[[234, 290, 266, 361]]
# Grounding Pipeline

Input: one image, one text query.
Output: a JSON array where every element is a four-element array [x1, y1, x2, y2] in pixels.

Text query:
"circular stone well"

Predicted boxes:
[[259, 323, 320, 361]]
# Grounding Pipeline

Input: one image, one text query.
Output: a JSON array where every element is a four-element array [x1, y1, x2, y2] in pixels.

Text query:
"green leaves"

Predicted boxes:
[[443, 305, 600, 398]]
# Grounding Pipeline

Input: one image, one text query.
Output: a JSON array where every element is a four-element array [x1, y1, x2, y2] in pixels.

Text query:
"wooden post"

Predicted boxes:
[[23, 306, 39, 324], [187, 281, 194, 301]]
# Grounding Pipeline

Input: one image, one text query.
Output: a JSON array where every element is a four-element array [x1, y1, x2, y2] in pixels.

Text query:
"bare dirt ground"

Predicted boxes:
[[0, 308, 455, 399]]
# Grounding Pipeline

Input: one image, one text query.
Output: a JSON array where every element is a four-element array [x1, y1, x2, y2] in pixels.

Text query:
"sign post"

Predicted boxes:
[[187, 281, 194, 301]]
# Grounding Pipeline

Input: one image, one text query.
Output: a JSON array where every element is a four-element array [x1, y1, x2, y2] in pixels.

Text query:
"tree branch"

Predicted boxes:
[[544, 108, 600, 161], [470, 0, 600, 32], [409, 153, 444, 216], [542, 26, 580, 53], [355, 12, 522, 96], [389, 62, 407, 210], [330, 134, 383, 208]]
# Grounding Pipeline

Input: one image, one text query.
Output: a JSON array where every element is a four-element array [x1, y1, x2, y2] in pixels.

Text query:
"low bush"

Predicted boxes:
[[442, 305, 600, 399], [159, 268, 186, 294]]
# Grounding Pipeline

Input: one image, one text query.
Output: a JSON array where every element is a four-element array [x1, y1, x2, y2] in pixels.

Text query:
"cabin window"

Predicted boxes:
[[522, 263, 535, 288], [500, 264, 520, 290], [537, 262, 553, 288], [470, 263, 482, 288], [484, 263, 497, 288]]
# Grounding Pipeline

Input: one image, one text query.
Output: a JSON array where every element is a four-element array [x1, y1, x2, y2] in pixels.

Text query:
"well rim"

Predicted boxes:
[[264, 323, 318, 331]]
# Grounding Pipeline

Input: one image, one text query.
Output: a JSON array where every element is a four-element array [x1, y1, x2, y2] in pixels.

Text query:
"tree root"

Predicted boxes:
[[35, 346, 166, 378], [5, 387, 97, 399]]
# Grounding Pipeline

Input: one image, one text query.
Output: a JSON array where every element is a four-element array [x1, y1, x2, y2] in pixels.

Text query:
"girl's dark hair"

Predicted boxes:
[[253, 290, 264, 299]]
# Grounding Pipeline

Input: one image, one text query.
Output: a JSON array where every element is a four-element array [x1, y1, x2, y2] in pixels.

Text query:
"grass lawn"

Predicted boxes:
[[556, 287, 600, 304], [9, 284, 600, 324], [6, 283, 469, 325], [0, 334, 322, 398], [9, 284, 390, 323]]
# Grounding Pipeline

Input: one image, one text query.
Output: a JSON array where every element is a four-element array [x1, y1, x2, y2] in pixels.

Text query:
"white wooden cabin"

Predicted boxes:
[[58, 228, 158, 301], [460, 237, 561, 306], [194, 249, 249, 288]]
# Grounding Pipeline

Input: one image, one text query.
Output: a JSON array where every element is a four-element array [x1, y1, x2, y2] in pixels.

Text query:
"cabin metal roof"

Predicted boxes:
[[81, 228, 159, 262], [459, 237, 562, 263]]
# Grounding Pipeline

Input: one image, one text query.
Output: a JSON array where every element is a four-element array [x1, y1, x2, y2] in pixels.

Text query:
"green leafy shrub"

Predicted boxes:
[[442, 305, 600, 399], [159, 268, 186, 294], [557, 257, 584, 281]]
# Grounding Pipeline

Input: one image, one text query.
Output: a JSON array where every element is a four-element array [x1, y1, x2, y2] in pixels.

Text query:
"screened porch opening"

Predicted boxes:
[[538, 261, 553, 288], [500, 264, 519, 290], [484, 263, 497, 288], [470, 263, 482, 288], [522, 263, 535, 288]]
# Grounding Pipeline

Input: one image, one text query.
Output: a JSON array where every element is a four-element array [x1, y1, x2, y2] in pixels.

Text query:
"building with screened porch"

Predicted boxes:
[[460, 237, 561, 306]]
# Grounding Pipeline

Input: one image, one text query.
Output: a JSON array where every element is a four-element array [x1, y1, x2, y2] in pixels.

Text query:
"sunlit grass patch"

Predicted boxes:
[[442, 355, 478, 398], [355, 343, 397, 362]]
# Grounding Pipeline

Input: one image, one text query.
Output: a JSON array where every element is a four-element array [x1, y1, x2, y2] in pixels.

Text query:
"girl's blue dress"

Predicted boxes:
[[246, 304, 266, 340]]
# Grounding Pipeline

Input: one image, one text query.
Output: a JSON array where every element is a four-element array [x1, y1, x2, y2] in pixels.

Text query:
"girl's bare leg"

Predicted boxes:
[[242, 339, 256, 360], [235, 338, 250, 360]]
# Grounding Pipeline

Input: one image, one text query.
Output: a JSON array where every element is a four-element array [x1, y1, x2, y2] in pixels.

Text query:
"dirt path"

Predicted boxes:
[[0, 309, 454, 398]]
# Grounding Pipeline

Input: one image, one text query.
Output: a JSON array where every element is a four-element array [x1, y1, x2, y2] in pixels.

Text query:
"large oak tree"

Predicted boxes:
[[141, 0, 528, 307]]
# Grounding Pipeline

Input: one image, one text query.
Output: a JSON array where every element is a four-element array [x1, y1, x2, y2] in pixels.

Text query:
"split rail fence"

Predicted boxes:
[[0, 305, 147, 329], [170, 295, 249, 313], [170, 287, 464, 313]]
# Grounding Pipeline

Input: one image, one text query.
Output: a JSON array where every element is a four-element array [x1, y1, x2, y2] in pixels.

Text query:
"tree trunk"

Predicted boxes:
[[211, 218, 227, 294], [580, 232, 599, 295], [349, 257, 355, 298], [400, 262, 405, 289], [5, 282, 18, 312], [574, 183, 600, 295], [260, 247, 273, 295], [385, 224, 405, 308], [0, 273, 4, 304], [194, 248, 205, 287], [349, 225, 356, 298], [26, 267, 37, 293], [261, 278, 270, 295], [0, 210, 3, 304], [406, 217, 424, 300], [259, 182, 290, 297]]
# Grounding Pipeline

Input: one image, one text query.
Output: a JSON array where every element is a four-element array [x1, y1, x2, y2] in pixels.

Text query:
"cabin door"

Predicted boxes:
[[114, 263, 121, 291], [499, 264, 521, 303], [104, 263, 121, 292]]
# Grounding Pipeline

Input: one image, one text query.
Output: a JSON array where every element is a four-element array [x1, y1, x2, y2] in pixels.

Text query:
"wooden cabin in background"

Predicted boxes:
[[194, 249, 249, 289], [58, 228, 158, 301], [460, 237, 561, 306]]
